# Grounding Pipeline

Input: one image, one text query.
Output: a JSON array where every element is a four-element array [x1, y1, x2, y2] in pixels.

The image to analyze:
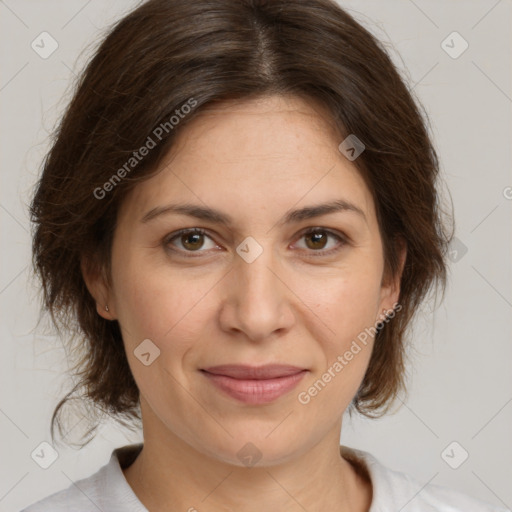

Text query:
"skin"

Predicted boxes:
[[83, 94, 405, 512]]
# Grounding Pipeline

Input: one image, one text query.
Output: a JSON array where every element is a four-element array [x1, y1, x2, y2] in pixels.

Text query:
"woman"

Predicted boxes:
[[22, 0, 508, 511]]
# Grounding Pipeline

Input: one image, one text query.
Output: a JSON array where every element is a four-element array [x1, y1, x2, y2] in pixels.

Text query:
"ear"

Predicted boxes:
[[377, 237, 407, 319], [80, 255, 116, 320]]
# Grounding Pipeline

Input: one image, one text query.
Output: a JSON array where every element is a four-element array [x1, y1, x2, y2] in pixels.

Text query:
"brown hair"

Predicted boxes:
[[29, 0, 452, 447]]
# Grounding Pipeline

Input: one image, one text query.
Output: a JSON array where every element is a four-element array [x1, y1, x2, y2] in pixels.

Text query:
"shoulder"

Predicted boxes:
[[20, 465, 108, 511], [20, 443, 144, 512], [341, 446, 510, 512]]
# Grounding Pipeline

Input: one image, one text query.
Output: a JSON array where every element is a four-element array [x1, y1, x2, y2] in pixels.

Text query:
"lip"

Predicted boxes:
[[201, 364, 308, 404]]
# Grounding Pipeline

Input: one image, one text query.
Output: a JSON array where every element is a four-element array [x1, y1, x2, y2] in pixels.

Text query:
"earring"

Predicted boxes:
[[105, 305, 109, 312]]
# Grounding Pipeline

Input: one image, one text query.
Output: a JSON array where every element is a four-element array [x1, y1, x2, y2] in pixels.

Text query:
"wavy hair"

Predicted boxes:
[[29, 0, 452, 447]]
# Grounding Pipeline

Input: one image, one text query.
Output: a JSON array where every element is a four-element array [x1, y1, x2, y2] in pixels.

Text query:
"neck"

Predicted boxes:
[[123, 406, 372, 512]]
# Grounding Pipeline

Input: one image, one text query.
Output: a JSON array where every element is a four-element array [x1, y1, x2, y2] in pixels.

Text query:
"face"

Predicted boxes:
[[86, 95, 402, 466]]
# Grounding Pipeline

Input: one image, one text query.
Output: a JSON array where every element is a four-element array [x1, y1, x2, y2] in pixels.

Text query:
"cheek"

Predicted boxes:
[[295, 272, 380, 410], [112, 257, 218, 359], [292, 265, 382, 406], [296, 266, 383, 343]]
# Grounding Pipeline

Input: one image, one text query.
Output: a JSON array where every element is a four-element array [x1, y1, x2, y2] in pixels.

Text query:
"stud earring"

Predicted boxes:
[[105, 305, 109, 312]]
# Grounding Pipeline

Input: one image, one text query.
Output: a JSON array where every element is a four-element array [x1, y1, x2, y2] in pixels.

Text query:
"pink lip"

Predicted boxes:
[[201, 364, 308, 404]]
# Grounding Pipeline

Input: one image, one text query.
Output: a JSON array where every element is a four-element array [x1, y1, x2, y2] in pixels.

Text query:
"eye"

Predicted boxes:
[[164, 227, 347, 258], [293, 227, 347, 256], [165, 228, 219, 255]]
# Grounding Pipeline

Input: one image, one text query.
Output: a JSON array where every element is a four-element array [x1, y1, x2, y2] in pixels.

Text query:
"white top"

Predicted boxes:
[[21, 443, 509, 511]]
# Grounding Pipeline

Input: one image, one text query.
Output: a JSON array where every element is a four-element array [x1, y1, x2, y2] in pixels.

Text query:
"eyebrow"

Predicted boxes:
[[140, 199, 366, 226]]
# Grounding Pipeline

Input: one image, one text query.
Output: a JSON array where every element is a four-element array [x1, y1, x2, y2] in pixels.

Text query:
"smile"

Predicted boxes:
[[200, 364, 308, 405]]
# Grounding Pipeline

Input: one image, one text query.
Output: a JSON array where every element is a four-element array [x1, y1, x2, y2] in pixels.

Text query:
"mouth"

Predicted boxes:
[[200, 364, 308, 405]]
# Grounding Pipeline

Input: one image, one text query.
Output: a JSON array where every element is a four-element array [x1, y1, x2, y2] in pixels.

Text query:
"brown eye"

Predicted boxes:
[[181, 232, 205, 251], [304, 230, 329, 250], [165, 228, 218, 254], [295, 228, 346, 255]]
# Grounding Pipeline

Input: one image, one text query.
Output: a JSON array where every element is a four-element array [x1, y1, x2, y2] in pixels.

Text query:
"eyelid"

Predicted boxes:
[[292, 226, 348, 255], [164, 228, 220, 256], [164, 226, 348, 257]]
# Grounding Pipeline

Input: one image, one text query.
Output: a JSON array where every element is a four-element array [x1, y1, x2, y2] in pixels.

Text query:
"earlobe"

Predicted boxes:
[[80, 257, 115, 320], [96, 302, 113, 320], [378, 238, 407, 317]]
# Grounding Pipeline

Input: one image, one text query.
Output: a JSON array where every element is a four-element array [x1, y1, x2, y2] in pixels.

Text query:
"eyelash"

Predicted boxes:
[[163, 227, 347, 258]]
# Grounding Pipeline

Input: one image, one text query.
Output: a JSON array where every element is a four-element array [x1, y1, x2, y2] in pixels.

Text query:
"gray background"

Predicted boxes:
[[1, 1, 511, 510]]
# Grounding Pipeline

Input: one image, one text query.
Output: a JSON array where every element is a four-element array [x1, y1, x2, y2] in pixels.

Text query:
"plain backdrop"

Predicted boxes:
[[1, 1, 511, 510]]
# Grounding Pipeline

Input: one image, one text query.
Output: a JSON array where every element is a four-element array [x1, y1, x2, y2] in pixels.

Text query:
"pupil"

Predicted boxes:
[[308, 231, 326, 249], [183, 233, 202, 250]]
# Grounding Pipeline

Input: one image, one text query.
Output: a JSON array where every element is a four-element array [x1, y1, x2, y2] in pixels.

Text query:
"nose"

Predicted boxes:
[[218, 243, 296, 343]]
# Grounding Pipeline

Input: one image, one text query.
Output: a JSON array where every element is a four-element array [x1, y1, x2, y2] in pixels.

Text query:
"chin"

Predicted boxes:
[[196, 425, 309, 469]]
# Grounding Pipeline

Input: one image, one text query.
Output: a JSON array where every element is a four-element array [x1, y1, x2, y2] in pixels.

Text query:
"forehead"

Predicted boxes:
[[119, 95, 376, 228]]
